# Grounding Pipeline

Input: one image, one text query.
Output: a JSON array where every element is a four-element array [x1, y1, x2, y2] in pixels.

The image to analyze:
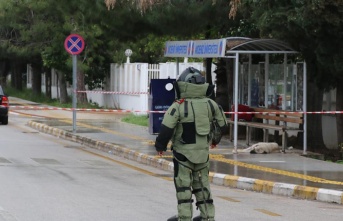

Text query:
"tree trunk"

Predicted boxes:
[[57, 71, 69, 104], [336, 82, 343, 147], [214, 58, 231, 113], [44, 67, 52, 99], [205, 58, 215, 100], [10, 60, 23, 90], [306, 81, 325, 151], [226, 59, 234, 108], [77, 69, 87, 105], [31, 64, 42, 96], [205, 58, 213, 85], [0, 61, 10, 86]]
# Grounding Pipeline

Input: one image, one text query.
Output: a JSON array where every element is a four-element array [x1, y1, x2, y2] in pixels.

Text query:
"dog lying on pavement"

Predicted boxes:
[[237, 142, 281, 154]]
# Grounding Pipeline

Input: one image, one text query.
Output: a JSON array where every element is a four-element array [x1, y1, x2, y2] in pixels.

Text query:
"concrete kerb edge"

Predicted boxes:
[[26, 121, 343, 205], [26, 121, 175, 173], [210, 172, 343, 204]]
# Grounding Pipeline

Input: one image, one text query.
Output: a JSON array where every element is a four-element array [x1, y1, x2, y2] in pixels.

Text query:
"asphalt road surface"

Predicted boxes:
[[0, 108, 342, 221]]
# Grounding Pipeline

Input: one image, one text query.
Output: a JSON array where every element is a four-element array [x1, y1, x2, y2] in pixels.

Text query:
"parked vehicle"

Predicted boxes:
[[0, 85, 9, 125]]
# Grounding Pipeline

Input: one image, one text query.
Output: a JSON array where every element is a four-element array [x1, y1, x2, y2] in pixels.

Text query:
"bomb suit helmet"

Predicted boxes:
[[178, 67, 205, 84]]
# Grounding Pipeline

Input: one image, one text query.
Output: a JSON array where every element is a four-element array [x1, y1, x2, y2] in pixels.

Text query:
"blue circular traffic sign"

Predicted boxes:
[[64, 34, 85, 55]]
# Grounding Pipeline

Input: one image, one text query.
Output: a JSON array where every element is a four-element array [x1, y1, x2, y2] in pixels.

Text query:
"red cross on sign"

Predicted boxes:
[[64, 34, 85, 55]]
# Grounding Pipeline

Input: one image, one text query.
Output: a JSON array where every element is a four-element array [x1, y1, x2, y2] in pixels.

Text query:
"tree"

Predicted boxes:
[[105, 0, 343, 151], [239, 0, 343, 151], [104, 0, 241, 106], [0, 0, 65, 94], [0, 0, 30, 90]]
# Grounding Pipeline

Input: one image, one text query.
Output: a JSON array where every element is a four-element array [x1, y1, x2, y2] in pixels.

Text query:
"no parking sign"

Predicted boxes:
[[64, 34, 85, 55]]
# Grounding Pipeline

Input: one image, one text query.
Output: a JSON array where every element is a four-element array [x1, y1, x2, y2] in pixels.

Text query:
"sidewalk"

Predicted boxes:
[[9, 97, 343, 205]]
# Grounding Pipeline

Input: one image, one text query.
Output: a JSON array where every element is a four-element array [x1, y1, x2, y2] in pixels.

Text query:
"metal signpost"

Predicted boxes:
[[64, 34, 85, 133]]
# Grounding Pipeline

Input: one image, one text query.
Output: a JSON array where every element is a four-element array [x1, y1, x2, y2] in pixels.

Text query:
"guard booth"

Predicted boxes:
[[148, 78, 176, 134]]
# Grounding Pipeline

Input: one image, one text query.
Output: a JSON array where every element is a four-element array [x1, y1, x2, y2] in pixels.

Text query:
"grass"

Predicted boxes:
[[5, 86, 55, 104], [121, 114, 149, 127], [4, 86, 100, 109], [5, 86, 149, 126]]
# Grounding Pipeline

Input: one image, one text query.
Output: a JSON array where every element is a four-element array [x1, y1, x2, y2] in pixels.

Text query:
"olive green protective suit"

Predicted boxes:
[[155, 81, 227, 221]]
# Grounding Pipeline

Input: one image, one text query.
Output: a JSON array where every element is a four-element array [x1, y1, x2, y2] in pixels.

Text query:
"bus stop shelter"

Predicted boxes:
[[164, 37, 307, 154]]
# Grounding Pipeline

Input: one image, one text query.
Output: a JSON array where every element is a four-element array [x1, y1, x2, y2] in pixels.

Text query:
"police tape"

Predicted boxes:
[[6, 106, 165, 113], [77, 90, 149, 95], [226, 111, 343, 115], [4, 105, 343, 114]]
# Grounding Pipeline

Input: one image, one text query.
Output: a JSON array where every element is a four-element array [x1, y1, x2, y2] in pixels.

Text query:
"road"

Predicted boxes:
[[0, 109, 342, 221]]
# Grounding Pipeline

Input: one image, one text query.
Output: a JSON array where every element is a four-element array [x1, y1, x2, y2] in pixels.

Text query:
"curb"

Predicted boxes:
[[27, 121, 343, 205]]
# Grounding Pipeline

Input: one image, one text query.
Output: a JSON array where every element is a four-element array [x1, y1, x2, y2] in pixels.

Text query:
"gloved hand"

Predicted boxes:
[[157, 151, 164, 156]]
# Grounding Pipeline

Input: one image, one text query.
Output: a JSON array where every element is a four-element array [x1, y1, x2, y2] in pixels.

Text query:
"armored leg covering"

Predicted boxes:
[[173, 158, 193, 221], [192, 164, 215, 221]]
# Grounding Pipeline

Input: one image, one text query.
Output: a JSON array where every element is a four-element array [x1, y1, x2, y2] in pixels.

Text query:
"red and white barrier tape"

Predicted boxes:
[[225, 111, 343, 115], [6, 106, 165, 113], [4, 105, 343, 114], [77, 90, 149, 95]]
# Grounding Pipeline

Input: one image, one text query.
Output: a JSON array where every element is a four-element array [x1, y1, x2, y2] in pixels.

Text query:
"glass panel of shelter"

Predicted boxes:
[[238, 62, 303, 111]]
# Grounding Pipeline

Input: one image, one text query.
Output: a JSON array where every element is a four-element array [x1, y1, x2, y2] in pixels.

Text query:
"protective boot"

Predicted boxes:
[[193, 215, 215, 221], [193, 215, 202, 221], [167, 215, 178, 221]]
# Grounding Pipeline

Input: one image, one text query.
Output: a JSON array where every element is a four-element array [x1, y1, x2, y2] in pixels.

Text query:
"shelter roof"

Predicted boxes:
[[163, 37, 297, 58], [225, 37, 297, 54]]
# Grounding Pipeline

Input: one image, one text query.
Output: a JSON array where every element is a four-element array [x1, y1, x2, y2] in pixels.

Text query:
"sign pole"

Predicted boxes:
[[72, 55, 77, 133], [64, 33, 85, 134]]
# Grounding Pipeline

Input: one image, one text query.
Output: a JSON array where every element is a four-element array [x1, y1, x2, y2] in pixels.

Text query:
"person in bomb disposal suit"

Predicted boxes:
[[155, 67, 228, 221]]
